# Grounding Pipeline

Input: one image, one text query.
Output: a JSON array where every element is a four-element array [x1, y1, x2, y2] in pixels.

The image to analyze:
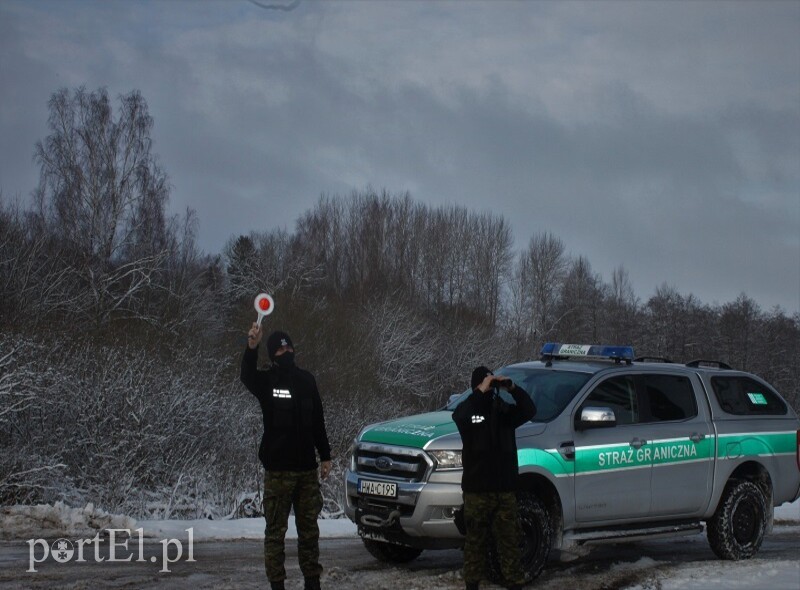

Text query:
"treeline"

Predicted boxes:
[[226, 191, 800, 407], [1, 87, 798, 518]]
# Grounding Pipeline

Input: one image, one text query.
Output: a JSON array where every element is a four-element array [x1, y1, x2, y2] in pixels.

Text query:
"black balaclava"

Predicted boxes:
[[266, 330, 295, 368]]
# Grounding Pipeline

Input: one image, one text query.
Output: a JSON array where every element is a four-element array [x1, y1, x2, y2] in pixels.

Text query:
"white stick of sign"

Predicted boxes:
[[254, 293, 275, 326]]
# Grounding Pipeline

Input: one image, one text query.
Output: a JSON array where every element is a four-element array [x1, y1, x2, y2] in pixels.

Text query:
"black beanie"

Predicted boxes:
[[471, 366, 492, 389], [266, 330, 293, 361]]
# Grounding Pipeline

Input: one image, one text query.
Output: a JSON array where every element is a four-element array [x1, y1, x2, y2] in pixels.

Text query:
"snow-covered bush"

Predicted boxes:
[[0, 332, 263, 518]]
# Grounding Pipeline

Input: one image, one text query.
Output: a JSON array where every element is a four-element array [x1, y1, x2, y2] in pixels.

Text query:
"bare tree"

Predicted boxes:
[[0, 341, 38, 423], [515, 233, 568, 348], [32, 87, 178, 327], [641, 283, 709, 361], [505, 250, 533, 358], [0, 335, 69, 504], [365, 299, 438, 395], [557, 256, 604, 342], [467, 212, 514, 327], [758, 308, 800, 408], [224, 235, 260, 301], [719, 293, 760, 371], [603, 265, 640, 345]]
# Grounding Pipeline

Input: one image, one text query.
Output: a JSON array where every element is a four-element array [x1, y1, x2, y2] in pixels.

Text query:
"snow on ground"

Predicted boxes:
[[620, 555, 800, 590], [592, 502, 800, 590], [774, 498, 800, 522], [0, 501, 357, 542], [0, 502, 135, 541], [137, 515, 357, 542]]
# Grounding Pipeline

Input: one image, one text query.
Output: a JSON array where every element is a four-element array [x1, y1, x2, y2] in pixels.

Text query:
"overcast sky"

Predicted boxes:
[[1, 0, 798, 313]]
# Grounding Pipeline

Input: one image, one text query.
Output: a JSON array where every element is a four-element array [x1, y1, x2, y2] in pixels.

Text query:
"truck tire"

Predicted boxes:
[[707, 480, 767, 560], [487, 492, 552, 584], [361, 538, 423, 563]]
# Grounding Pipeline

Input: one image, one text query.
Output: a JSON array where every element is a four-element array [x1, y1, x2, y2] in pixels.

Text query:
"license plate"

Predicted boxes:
[[358, 479, 397, 498]]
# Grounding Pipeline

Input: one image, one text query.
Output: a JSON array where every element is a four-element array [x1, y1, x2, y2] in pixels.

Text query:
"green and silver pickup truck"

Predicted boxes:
[[344, 343, 800, 581]]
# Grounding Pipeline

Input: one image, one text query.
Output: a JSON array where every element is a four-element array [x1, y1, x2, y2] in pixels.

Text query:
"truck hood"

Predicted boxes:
[[358, 411, 548, 450], [359, 410, 459, 449]]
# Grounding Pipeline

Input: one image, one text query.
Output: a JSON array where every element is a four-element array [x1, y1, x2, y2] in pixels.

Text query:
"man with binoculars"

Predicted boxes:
[[452, 366, 536, 590]]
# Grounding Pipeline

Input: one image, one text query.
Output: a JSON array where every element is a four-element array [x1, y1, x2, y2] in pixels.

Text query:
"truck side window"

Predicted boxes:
[[583, 376, 638, 425], [711, 376, 788, 416], [640, 374, 697, 422]]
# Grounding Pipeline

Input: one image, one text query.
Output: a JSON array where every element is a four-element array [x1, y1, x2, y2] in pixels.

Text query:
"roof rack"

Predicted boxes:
[[685, 359, 733, 370], [634, 356, 673, 363], [540, 343, 634, 366]]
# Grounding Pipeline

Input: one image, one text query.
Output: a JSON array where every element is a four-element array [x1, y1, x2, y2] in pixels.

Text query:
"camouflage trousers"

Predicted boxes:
[[263, 469, 323, 582], [463, 491, 525, 586]]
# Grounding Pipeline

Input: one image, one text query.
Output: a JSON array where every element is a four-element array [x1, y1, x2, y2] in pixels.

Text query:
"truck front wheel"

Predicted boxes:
[[707, 480, 767, 560], [361, 538, 423, 563], [488, 491, 552, 584]]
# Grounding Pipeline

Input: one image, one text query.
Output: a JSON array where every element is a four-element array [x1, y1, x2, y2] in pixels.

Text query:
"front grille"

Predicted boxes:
[[354, 443, 431, 482]]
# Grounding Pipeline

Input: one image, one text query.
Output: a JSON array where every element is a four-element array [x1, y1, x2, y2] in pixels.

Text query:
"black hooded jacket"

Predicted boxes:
[[452, 385, 536, 493], [241, 346, 331, 471]]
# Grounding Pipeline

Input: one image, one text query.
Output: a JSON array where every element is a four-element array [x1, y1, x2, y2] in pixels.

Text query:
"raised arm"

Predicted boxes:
[[240, 322, 267, 396]]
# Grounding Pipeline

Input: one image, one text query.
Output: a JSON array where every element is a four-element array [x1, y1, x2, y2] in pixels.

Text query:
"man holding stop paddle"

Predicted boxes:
[[241, 301, 332, 590]]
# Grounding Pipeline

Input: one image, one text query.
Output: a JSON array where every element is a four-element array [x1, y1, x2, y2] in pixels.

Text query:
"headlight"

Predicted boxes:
[[429, 450, 463, 470]]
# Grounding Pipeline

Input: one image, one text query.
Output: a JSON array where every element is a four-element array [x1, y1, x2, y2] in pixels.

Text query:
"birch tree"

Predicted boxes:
[[32, 87, 175, 327]]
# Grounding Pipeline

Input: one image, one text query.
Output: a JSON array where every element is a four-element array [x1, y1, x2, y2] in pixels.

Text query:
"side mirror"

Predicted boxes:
[[577, 406, 617, 430], [447, 393, 462, 405]]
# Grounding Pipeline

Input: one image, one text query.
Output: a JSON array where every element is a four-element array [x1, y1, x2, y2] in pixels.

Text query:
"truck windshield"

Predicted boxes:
[[446, 368, 592, 422]]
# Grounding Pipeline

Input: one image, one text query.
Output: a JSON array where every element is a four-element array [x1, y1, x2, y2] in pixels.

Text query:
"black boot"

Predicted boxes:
[[465, 583, 479, 590], [270, 582, 285, 590], [304, 576, 321, 590]]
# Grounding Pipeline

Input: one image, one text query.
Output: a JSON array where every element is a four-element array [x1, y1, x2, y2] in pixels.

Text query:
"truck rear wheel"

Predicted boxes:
[[487, 491, 551, 584], [361, 538, 423, 563], [707, 480, 767, 560]]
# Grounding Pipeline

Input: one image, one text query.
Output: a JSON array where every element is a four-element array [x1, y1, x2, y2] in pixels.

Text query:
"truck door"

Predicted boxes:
[[641, 373, 715, 517], [573, 374, 652, 522]]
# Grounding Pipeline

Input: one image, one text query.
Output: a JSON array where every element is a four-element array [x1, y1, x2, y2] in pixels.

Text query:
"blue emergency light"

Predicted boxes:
[[540, 343, 635, 364]]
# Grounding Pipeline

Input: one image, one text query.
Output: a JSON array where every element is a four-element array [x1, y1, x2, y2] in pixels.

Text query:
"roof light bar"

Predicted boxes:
[[540, 343, 635, 363]]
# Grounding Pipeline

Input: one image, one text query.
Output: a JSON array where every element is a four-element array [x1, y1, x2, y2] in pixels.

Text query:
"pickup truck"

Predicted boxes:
[[344, 343, 800, 582]]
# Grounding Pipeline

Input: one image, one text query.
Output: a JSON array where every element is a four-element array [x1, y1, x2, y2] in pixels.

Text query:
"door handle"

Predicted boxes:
[[559, 441, 576, 460], [690, 433, 706, 443], [629, 437, 646, 450]]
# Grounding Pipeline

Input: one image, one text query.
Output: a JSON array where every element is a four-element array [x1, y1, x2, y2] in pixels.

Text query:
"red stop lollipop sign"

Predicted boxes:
[[254, 293, 275, 326]]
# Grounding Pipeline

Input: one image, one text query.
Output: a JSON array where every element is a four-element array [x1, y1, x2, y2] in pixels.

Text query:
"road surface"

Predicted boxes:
[[0, 526, 797, 589]]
